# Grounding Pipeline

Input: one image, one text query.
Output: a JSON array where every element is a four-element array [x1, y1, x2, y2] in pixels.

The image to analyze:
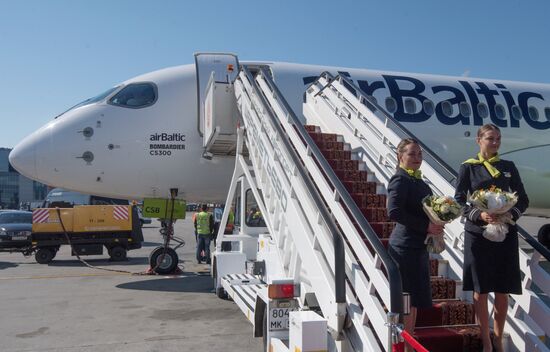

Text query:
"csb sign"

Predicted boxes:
[[142, 198, 186, 219]]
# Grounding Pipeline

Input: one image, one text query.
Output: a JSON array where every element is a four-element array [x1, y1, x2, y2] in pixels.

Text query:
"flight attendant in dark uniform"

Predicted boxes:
[[454, 124, 529, 352], [387, 138, 444, 342]]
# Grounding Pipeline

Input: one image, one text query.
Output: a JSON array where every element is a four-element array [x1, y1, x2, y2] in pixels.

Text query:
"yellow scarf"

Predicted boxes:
[[400, 166, 422, 179], [463, 153, 501, 178]]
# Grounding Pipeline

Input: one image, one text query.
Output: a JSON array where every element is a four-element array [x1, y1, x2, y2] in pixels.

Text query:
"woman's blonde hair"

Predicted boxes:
[[396, 138, 419, 170], [477, 123, 501, 138]]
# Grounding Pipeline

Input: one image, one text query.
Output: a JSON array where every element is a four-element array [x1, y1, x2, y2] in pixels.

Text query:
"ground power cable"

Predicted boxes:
[[54, 206, 182, 276]]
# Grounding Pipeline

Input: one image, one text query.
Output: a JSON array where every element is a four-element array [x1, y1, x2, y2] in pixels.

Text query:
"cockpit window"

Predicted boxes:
[[55, 86, 120, 118], [108, 82, 157, 108]]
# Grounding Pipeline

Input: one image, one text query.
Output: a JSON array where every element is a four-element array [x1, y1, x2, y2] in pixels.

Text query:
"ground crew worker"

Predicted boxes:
[[247, 207, 265, 227], [221, 207, 235, 252], [192, 206, 199, 242], [225, 208, 235, 233], [194, 204, 213, 264]]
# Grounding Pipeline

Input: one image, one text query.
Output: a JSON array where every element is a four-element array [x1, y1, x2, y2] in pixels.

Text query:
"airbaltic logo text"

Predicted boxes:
[[149, 133, 186, 156], [303, 73, 550, 130], [150, 133, 186, 142]]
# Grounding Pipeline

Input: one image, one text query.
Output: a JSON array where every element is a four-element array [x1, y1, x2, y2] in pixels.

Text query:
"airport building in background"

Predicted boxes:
[[0, 148, 48, 209]]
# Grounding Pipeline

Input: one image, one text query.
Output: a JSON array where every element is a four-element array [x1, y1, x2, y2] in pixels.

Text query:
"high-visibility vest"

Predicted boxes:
[[196, 211, 211, 235], [225, 210, 235, 232]]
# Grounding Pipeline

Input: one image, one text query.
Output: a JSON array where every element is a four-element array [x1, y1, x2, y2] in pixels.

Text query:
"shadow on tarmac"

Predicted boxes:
[[142, 241, 163, 247], [47, 256, 149, 267], [116, 272, 213, 293], [0, 261, 18, 270]]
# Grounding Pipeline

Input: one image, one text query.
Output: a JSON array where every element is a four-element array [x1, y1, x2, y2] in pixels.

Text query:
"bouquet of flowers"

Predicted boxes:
[[422, 195, 462, 253], [468, 186, 518, 242]]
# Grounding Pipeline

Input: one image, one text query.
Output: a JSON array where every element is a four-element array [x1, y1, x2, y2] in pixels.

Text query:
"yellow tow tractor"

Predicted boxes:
[[31, 205, 144, 264]]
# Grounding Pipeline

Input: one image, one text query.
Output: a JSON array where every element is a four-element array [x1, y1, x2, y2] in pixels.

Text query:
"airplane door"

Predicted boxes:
[[194, 53, 239, 136]]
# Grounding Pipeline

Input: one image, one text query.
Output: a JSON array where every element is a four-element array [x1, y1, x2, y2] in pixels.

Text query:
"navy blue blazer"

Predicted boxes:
[[454, 159, 529, 234], [387, 168, 433, 248]]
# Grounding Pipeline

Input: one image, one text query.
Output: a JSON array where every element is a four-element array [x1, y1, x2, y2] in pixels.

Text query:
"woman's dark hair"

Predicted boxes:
[[477, 123, 501, 138], [396, 138, 419, 170]]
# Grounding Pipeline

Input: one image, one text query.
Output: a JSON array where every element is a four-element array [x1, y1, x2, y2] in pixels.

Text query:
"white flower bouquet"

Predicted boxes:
[[422, 195, 462, 253], [468, 186, 518, 242]]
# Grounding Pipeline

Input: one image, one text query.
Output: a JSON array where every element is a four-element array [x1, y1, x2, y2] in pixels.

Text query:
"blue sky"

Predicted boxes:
[[1, 0, 549, 148]]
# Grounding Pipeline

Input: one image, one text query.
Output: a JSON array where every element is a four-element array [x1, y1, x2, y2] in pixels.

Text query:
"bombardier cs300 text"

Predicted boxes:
[[9, 53, 550, 218]]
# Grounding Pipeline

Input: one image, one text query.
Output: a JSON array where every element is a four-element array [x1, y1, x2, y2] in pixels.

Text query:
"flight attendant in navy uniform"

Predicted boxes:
[[454, 124, 529, 352], [386, 138, 444, 346]]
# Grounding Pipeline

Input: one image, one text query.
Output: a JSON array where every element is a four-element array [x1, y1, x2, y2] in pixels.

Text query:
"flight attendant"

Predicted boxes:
[[387, 138, 444, 344], [454, 124, 529, 352]]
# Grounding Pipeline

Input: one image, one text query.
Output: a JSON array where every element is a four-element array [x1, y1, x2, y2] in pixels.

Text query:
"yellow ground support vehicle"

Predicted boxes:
[[31, 205, 143, 264]]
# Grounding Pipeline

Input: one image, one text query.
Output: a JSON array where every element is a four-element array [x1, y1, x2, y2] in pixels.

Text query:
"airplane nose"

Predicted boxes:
[[9, 138, 37, 180]]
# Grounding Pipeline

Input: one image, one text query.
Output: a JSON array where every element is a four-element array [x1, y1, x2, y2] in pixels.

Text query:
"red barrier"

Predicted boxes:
[[400, 330, 430, 352]]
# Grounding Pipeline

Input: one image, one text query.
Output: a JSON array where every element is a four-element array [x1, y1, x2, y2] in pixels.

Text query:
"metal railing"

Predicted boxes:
[[318, 71, 550, 262], [254, 66, 404, 315], [240, 65, 348, 306]]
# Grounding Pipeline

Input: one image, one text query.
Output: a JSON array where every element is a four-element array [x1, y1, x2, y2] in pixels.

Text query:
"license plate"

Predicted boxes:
[[269, 308, 293, 331], [11, 236, 28, 241]]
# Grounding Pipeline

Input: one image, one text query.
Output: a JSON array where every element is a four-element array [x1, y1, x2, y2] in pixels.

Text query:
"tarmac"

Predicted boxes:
[[0, 215, 262, 352]]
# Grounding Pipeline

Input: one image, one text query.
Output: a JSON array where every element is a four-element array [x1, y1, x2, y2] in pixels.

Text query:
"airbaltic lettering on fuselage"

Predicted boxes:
[[149, 132, 186, 156], [303, 74, 549, 130]]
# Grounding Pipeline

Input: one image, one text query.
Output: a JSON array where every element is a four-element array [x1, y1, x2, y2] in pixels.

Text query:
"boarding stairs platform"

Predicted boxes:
[[304, 72, 550, 351], [209, 62, 550, 351]]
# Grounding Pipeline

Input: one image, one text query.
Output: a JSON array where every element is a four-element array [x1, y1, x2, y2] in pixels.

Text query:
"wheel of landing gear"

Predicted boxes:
[[538, 224, 550, 249], [109, 246, 127, 261], [149, 246, 178, 274], [35, 248, 54, 264]]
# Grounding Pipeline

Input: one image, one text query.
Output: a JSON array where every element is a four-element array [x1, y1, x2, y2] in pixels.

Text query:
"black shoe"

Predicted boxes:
[[197, 260, 202, 264], [206, 260, 211, 264]]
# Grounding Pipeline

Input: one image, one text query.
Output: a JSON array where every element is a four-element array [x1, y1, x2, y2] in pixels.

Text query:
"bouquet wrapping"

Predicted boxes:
[[468, 186, 518, 242], [422, 195, 462, 253]]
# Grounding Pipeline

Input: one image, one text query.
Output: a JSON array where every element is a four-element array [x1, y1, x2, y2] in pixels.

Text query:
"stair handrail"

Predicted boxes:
[[314, 71, 550, 262], [254, 66, 405, 314], [239, 66, 347, 308]]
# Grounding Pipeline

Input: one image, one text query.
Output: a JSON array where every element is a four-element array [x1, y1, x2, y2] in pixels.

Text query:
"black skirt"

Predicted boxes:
[[388, 244, 432, 308], [463, 228, 522, 294]]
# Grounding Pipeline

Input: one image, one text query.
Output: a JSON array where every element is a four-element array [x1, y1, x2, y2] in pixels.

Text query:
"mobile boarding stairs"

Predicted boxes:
[[196, 54, 550, 352]]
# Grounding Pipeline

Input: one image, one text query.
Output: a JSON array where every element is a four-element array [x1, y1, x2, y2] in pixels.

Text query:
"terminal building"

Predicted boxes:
[[0, 148, 48, 209]]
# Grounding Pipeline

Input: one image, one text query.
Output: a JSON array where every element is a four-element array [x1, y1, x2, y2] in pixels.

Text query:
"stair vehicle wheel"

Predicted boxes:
[[109, 246, 127, 261], [216, 286, 227, 299], [49, 247, 58, 260], [149, 246, 178, 274], [35, 248, 54, 264]]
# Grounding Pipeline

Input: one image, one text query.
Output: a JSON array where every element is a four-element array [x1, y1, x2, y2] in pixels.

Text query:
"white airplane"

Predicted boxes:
[[9, 54, 550, 217]]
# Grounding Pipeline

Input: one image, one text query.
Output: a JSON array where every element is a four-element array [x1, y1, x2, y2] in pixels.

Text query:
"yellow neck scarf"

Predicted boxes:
[[463, 153, 501, 178], [400, 166, 422, 179]]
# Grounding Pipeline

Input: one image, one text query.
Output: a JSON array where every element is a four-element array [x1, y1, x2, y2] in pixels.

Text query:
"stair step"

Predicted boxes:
[[316, 140, 345, 151], [431, 277, 457, 299], [327, 159, 361, 171], [335, 169, 369, 182], [303, 124, 320, 133], [352, 193, 386, 208], [417, 299, 475, 327], [344, 181, 378, 195], [369, 222, 395, 238], [321, 149, 351, 160], [414, 325, 488, 352], [360, 207, 388, 222], [308, 132, 341, 143]]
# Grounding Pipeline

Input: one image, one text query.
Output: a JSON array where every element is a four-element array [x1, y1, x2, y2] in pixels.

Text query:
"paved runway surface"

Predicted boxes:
[[0, 216, 262, 352], [0, 211, 547, 352]]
